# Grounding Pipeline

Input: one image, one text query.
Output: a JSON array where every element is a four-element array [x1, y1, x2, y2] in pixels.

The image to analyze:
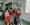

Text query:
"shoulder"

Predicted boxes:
[[20, 12, 21, 13]]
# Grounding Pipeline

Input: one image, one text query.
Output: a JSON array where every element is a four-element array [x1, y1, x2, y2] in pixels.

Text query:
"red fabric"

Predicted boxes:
[[17, 12, 21, 16], [20, 12, 21, 16], [5, 12, 9, 16], [15, 24, 18, 25], [5, 16, 10, 22], [9, 11, 14, 15]]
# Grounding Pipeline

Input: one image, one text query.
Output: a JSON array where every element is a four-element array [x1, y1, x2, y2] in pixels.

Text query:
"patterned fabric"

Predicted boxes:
[[5, 16, 10, 22], [10, 15, 14, 22], [5, 12, 10, 22], [17, 16, 22, 24], [5, 12, 9, 16], [17, 12, 22, 24], [9, 11, 14, 15]]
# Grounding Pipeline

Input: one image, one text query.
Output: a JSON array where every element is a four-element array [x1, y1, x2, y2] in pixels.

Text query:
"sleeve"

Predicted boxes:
[[9, 11, 10, 15], [20, 12, 21, 16]]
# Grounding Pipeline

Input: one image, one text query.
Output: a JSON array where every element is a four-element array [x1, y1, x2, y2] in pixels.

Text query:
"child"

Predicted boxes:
[[17, 9, 22, 25], [14, 15, 18, 25], [0, 11, 3, 21], [9, 8, 14, 25], [5, 9, 10, 25], [14, 9, 18, 25]]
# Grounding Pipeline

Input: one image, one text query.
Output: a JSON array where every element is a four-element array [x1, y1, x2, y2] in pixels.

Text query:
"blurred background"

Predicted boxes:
[[0, 0, 30, 25]]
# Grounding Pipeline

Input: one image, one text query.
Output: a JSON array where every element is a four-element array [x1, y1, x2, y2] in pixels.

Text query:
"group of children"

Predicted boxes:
[[5, 8, 22, 25]]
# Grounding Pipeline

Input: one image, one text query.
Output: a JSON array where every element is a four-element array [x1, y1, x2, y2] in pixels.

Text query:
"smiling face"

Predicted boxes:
[[17, 9, 19, 12], [6, 10, 8, 12], [10, 9, 12, 11]]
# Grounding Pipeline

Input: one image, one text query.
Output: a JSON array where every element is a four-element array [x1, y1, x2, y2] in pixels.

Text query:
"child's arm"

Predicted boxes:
[[16, 18, 18, 21], [17, 12, 21, 20], [4, 13, 6, 20], [9, 16, 10, 20], [13, 12, 14, 15], [16, 15, 18, 21], [16, 19, 17, 21], [9, 12, 11, 20]]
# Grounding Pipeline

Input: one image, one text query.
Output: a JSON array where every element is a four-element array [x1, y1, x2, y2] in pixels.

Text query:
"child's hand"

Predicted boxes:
[[6, 19, 7, 21]]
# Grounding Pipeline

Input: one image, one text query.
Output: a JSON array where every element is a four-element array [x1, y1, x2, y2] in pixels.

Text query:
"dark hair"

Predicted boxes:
[[17, 8, 20, 11], [10, 8, 12, 10], [6, 8, 8, 10]]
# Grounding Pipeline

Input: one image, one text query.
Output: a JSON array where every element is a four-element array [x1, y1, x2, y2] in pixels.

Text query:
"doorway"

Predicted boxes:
[[5, 2, 12, 11]]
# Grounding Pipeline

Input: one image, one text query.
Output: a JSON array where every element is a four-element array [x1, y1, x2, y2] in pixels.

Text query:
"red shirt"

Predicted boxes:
[[17, 12, 21, 16], [9, 11, 14, 15]]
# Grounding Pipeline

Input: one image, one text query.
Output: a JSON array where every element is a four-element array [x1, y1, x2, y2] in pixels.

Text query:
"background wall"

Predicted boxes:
[[2, 0, 30, 22], [20, 0, 30, 22], [0, 1, 4, 3]]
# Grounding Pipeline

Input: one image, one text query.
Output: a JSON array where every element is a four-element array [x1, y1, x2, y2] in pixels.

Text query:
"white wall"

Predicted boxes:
[[0, 0, 4, 3], [20, 0, 30, 22], [4, 0, 30, 22]]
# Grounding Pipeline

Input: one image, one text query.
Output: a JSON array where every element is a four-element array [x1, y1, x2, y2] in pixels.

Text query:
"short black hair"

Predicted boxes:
[[17, 8, 20, 11], [6, 8, 8, 10], [10, 8, 12, 10]]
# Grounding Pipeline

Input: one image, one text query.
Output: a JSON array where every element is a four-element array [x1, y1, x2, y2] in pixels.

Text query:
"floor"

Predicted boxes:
[[0, 20, 6, 25], [0, 21, 30, 25]]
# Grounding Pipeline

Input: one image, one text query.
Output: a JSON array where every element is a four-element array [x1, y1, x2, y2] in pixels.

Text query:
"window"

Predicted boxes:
[[26, 0, 30, 13]]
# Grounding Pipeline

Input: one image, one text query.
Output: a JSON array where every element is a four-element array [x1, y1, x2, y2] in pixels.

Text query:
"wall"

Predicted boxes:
[[0, 0, 6, 11], [4, 0, 30, 22], [20, 0, 30, 22], [0, 1, 4, 3]]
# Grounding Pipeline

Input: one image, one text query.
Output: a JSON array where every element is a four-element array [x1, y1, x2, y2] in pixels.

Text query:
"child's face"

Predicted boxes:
[[6, 10, 8, 12], [10, 9, 12, 11], [15, 10, 17, 12], [17, 10, 19, 12]]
